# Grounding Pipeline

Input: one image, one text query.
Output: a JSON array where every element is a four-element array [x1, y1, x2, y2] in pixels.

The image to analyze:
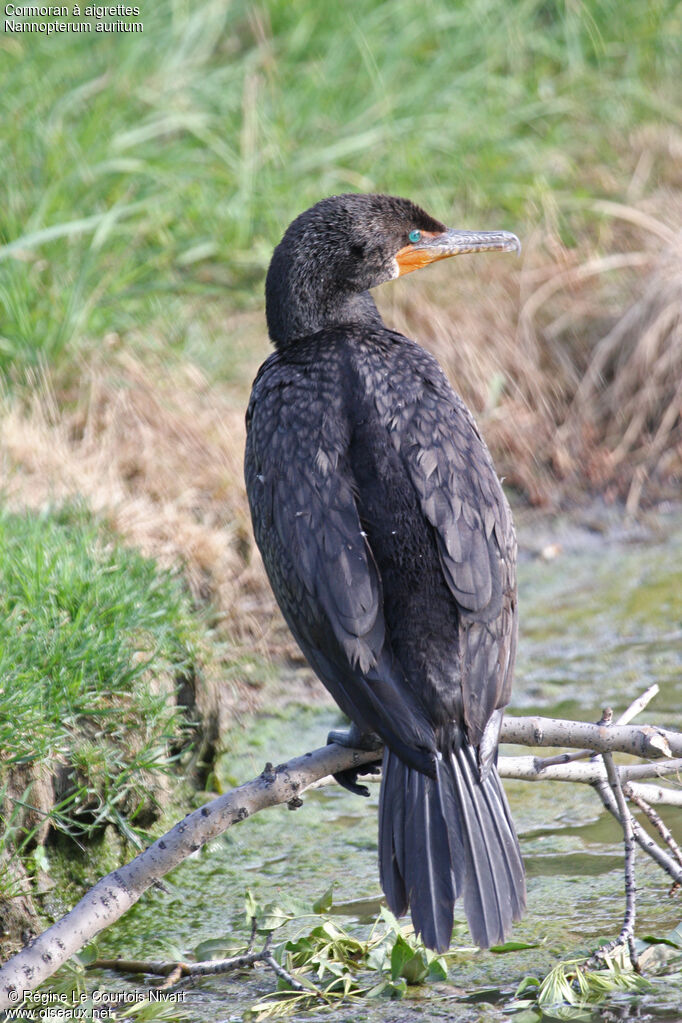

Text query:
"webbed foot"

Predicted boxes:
[[326, 722, 383, 797]]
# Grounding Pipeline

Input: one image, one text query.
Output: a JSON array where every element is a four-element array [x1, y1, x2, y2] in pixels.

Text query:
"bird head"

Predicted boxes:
[[265, 193, 520, 346]]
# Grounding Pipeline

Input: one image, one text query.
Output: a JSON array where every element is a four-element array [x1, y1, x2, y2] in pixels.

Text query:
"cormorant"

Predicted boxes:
[[245, 193, 526, 952]]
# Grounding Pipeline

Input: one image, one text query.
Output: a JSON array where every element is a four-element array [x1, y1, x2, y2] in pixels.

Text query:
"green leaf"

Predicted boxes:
[[74, 943, 99, 967], [510, 1010, 542, 1023], [390, 935, 429, 985], [379, 906, 402, 934], [638, 937, 678, 949], [257, 903, 291, 933], [401, 954, 430, 985], [390, 935, 413, 981], [427, 955, 448, 981], [312, 883, 335, 914], [284, 936, 313, 967], [639, 931, 682, 949], [541, 1009, 594, 1022], [31, 844, 50, 873], [194, 936, 241, 961], [515, 975, 541, 997], [380, 978, 408, 999], [310, 920, 344, 942], [490, 940, 539, 953], [329, 894, 384, 919], [324, 972, 357, 996], [244, 888, 259, 923], [367, 945, 388, 972]]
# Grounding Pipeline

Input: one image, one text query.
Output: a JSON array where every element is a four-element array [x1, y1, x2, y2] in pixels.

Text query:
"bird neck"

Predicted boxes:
[[266, 283, 385, 348]]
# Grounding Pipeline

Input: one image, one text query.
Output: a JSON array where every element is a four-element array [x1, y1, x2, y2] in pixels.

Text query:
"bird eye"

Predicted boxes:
[[408, 229, 422, 244]]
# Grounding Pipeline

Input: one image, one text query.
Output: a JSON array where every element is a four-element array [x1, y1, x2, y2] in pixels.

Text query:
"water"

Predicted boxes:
[[76, 513, 682, 1020]]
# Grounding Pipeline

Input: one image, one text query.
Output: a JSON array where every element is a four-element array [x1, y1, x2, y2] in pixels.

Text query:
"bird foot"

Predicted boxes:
[[327, 724, 383, 797]]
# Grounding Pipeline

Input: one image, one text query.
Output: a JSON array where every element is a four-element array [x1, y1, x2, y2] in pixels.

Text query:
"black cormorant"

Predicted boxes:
[[245, 193, 525, 952]]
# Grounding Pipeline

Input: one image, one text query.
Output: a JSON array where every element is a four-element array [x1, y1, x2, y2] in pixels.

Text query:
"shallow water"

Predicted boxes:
[[77, 512, 682, 1020]]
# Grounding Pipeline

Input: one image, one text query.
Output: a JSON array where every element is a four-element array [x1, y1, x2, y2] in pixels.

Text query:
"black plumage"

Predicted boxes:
[[245, 193, 526, 952]]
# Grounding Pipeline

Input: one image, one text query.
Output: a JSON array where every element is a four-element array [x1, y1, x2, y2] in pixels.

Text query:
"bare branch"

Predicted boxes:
[[533, 684, 660, 770], [1, 710, 680, 1008], [91, 932, 309, 993], [624, 781, 682, 807], [601, 752, 638, 965], [592, 777, 682, 885], [499, 755, 682, 791], [624, 785, 682, 867], [617, 684, 662, 726], [91, 958, 192, 978], [500, 715, 679, 758], [262, 954, 307, 992], [0, 744, 378, 1009]]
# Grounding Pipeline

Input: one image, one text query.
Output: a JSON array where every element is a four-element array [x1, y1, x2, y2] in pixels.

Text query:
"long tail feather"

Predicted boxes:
[[378, 741, 525, 951]]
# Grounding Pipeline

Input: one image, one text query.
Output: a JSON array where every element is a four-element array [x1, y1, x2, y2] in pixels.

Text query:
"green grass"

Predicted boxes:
[[0, 0, 679, 378], [0, 503, 206, 848]]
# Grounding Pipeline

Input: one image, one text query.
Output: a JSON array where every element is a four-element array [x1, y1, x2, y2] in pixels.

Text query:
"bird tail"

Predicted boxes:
[[378, 741, 525, 952]]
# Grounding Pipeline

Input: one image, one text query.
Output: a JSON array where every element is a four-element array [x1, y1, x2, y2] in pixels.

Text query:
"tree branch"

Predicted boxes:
[[533, 683, 660, 769], [499, 755, 682, 793], [592, 773, 682, 885], [601, 751, 638, 965], [1, 713, 680, 1008], [88, 929, 310, 995], [0, 744, 379, 1009], [623, 785, 682, 867], [500, 715, 680, 758]]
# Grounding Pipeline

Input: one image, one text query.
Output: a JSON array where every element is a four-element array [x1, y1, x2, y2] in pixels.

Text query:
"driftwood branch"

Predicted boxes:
[[624, 785, 682, 867], [0, 744, 378, 1009], [534, 683, 660, 769], [499, 755, 682, 793], [500, 715, 681, 758], [1, 711, 680, 1009]]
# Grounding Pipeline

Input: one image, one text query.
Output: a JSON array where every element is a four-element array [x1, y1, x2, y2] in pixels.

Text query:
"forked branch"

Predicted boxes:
[[0, 704, 680, 1009]]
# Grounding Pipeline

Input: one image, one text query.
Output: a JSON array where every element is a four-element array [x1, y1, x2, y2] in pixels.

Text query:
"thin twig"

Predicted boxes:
[[181, 949, 272, 977], [624, 785, 682, 869], [263, 955, 307, 992], [247, 916, 259, 953], [592, 778, 682, 885], [158, 965, 183, 990], [91, 929, 312, 994], [601, 752, 638, 968], [616, 685, 661, 726]]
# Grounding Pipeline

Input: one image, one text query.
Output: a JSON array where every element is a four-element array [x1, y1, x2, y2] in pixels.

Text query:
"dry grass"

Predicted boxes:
[[382, 188, 682, 510], [0, 351, 300, 685], [559, 219, 682, 513]]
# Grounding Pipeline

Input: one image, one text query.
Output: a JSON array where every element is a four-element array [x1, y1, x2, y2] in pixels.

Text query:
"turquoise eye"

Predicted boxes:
[[408, 229, 422, 243]]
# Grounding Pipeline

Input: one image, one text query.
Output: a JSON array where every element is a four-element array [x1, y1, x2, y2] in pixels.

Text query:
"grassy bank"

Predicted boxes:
[[0, 503, 214, 942]]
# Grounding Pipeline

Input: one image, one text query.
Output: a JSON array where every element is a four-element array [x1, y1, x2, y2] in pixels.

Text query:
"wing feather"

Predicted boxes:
[[380, 340, 517, 747], [245, 350, 436, 765]]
